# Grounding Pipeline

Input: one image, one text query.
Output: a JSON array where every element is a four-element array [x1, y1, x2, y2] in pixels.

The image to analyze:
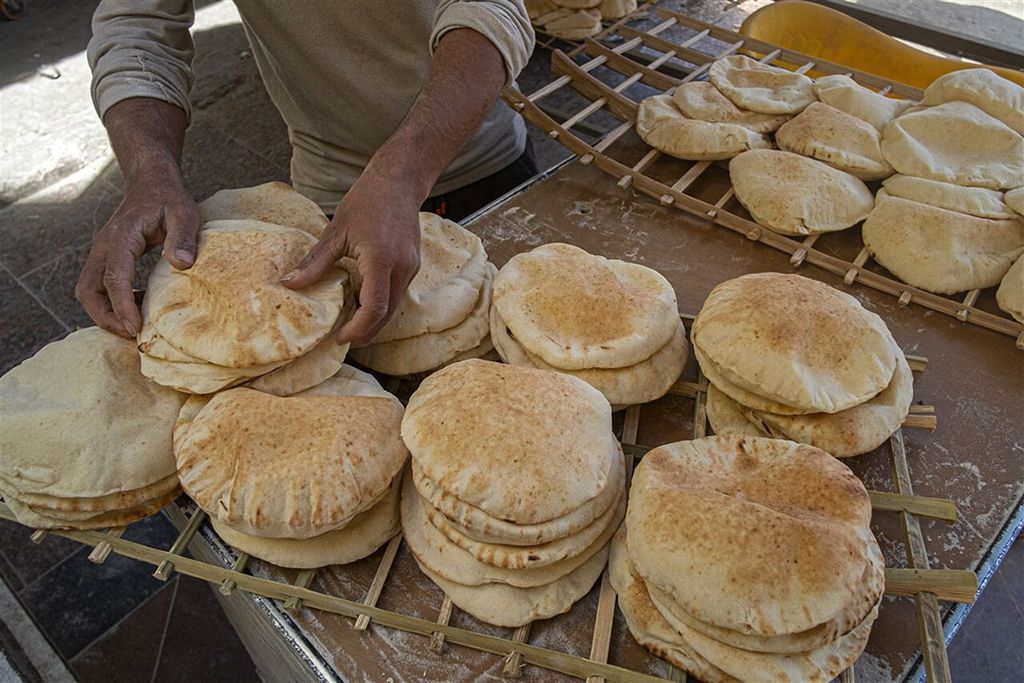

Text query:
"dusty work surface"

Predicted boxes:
[[242, 159, 1021, 682]]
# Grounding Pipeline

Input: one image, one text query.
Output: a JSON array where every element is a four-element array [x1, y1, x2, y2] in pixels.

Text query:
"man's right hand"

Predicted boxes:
[[76, 175, 199, 338]]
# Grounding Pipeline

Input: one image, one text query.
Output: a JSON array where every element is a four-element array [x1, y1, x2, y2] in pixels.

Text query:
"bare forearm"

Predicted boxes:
[[364, 28, 507, 202], [103, 97, 188, 190]]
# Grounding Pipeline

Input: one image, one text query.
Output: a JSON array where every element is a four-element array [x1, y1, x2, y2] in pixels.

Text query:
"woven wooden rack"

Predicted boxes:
[[505, 5, 1024, 349], [1, 330, 976, 683]]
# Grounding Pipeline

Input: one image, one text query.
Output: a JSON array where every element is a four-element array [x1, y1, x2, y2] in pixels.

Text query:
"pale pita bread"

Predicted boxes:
[[1, 328, 185, 499], [729, 149, 874, 235], [402, 360, 616, 524], [705, 383, 767, 437], [144, 220, 347, 368], [692, 273, 899, 414], [697, 345, 815, 416], [493, 243, 679, 370], [526, 0, 559, 20], [211, 477, 401, 568], [637, 94, 772, 161], [401, 475, 619, 588], [536, 8, 601, 40], [414, 541, 609, 627], [1006, 187, 1024, 216], [410, 447, 623, 547], [597, 0, 636, 19], [627, 436, 873, 636], [996, 254, 1024, 324], [708, 55, 816, 115], [862, 195, 1024, 294], [812, 75, 913, 132], [2, 473, 179, 515], [349, 263, 494, 376], [671, 82, 790, 133], [921, 68, 1024, 135], [3, 487, 180, 530], [198, 182, 328, 237], [491, 306, 687, 407], [880, 101, 1024, 190], [139, 351, 281, 395], [776, 102, 894, 181], [881, 175, 1016, 219], [371, 213, 489, 343]]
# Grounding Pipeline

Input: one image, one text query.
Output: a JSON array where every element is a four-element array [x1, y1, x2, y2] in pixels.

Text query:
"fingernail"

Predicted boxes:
[[280, 270, 297, 283], [121, 318, 138, 337], [174, 249, 194, 266]]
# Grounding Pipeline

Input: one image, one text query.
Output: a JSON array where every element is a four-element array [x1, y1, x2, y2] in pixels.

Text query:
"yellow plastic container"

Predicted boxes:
[[739, 0, 1023, 89]]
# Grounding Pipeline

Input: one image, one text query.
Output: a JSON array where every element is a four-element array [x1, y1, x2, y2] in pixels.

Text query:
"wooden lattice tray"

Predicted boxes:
[[505, 6, 1024, 348], [0, 337, 977, 683]]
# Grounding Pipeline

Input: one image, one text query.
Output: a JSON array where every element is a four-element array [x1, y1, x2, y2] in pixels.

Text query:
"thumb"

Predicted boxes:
[[163, 202, 201, 270], [281, 234, 344, 289]]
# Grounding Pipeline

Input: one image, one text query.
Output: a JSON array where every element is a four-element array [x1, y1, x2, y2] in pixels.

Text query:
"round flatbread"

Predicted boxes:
[[671, 82, 791, 133], [692, 273, 899, 414], [2, 473, 180, 515], [1, 328, 185, 499], [863, 195, 1024, 294], [627, 436, 874, 636], [776, 102, 894, 181], [729, 149, 874, 235], [402, 359, 616, 524], [708, 55, 815, 115], [812, 75, 913, 132], [880, 101, 1024, 190], [1005, 187, 1024, 216], [921, 68, 1024, 135], [697, 346, 815, 416], [3, 487, 181, 530], [198, 182, 329, 237], [881, 175, 1016, 220], [493, 243, 679, 370], [636, 94, 772, 161], [597, 0, 636, 19], [535, 8, 602, 40], [996, 254, 1024, 324], [705, 383, 767, 437], [211, 477, 401, 568], [144, 220, 347, 368]]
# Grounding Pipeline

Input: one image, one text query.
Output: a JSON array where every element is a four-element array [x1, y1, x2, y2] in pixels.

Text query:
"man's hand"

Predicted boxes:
[[76, 177, 199, 338], [281, 176, 421, 347]]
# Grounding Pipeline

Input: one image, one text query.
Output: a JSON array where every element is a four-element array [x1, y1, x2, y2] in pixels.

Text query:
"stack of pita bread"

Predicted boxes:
[[139, 183, 352, 395], [400, 360, 625, 627], [173, 365, 407, 568], [350, 213, 496, 376], [1, 328, 186, 529], [864, 69, 1024, 295], [526, 0, 602, 40], [695, 273, 911, 458], [612, 435, 883, 683], [489, 243, 687, 408]]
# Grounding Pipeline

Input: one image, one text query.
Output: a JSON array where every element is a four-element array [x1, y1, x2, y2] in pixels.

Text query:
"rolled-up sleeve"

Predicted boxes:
[[431, 0, 535, 85], [87, 0, 196, 122]]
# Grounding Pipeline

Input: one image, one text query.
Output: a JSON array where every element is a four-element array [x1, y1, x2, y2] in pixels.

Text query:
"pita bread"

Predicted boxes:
[[401, 476, 619, 588], [637, 94, 773, 161], [996, 254, 1024, 324], [776, 102, 894, 181], [729, 149, 874, 235], [371, 214, 490, 343], [554, 0, 601, 7], [1, 328, 185, 499], [880, 101, 1024, 190], [415, 541, 609, 627], [411, 446, 623, 547], [349, 263, 494, 376], [3, 487, 180, 530], [526, 0, 560, 20], [493, 243, 679, 370], [705, 384, 768, 437], [708, 55, 815, 115], [597, 0, 636, 19], [862, 195, 1024, 294], [812, 75, 913, 131], [921, 68, 1024, 136], [881, 175, 1016, 219], [609, 528, 737, 683], [671, 82, 790, 133], [2, 474, 179, 515], [402, 360, 616, 524], [491, 306, 687, 406], [198, 182, 328, 237], [627, 436, 873, 636], [1006, 187, 1024, 217], [536, 8, 602, 40], [175, 388, 407, 539], [139, 352, 281, 395], [697, 346, 816, 416], [144, 220, 347, 368], [692, 273, 899, 414], [210, 477, 401, 568]]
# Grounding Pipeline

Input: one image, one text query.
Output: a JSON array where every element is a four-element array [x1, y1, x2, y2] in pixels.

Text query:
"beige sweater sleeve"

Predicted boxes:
[[87, 0, 196, 121], [431, 0, 535, 85]]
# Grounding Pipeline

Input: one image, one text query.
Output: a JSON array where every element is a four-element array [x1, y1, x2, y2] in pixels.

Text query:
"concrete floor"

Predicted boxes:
[[0, 1, 1021, 681]]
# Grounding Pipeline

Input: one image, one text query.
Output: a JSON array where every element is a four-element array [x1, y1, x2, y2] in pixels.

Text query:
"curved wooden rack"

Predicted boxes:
[[504, 8, 1024, 348]]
